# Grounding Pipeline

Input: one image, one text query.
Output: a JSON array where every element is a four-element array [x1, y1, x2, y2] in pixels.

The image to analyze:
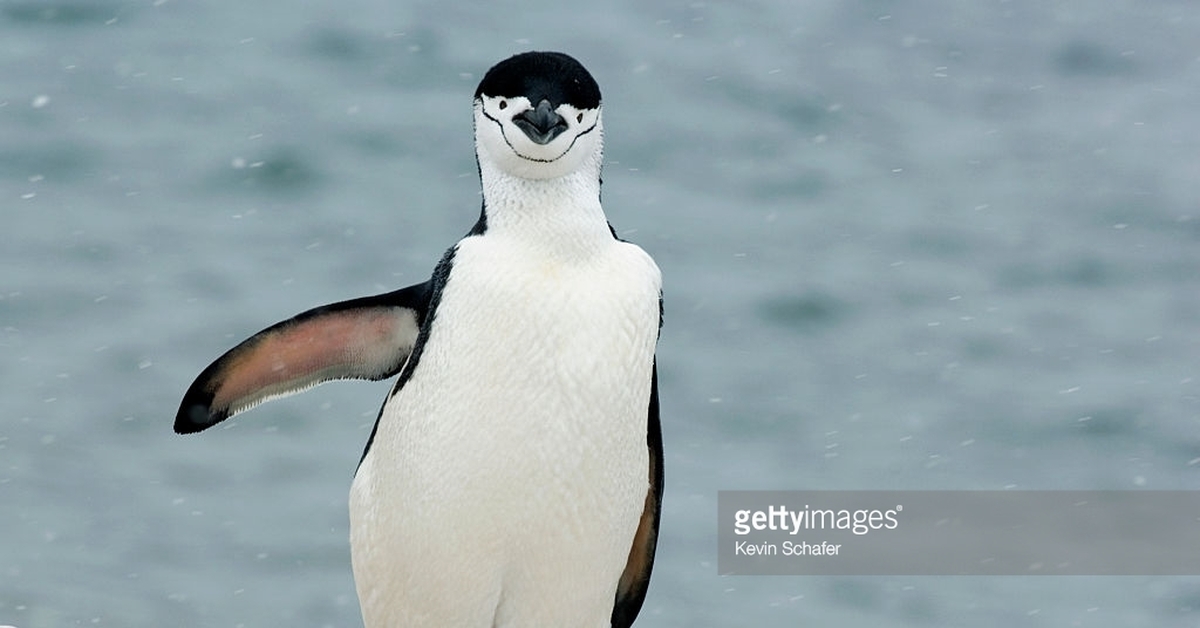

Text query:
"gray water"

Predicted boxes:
[[3, 0, 1200, 626]]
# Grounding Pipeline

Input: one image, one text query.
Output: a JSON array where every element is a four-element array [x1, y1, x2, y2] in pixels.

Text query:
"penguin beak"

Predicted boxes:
[[512, 99, 568, 145]]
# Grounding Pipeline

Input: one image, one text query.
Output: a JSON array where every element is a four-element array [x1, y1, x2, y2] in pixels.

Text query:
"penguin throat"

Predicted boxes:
[[477, 160, 612, 256]]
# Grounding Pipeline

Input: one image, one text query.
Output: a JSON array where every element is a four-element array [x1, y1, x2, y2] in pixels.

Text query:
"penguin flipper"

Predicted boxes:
[[175, 282, 432, 434], [612, 362, 664, 628]]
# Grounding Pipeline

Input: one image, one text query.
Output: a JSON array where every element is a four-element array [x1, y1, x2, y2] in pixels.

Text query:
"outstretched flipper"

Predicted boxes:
[[611, 363, 663, 628], [175, 282, 432, 434]]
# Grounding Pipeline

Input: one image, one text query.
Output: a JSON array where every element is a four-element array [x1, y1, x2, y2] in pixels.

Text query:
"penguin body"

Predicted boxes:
[[176, 52, 663, 628]]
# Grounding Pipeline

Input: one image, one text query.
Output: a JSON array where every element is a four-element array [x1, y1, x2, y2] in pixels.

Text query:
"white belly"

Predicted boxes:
[[349, 234, 661, 628]]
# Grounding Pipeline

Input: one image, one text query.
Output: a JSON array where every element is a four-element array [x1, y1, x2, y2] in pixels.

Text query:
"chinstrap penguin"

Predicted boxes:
[[175, 51, 664, 628]]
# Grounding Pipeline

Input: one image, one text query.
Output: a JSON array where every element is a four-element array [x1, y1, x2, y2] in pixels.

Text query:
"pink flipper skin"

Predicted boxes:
[[175, 283, 429, 434]]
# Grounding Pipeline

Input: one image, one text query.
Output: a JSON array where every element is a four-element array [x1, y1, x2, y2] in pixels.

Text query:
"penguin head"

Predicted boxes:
[[473, 51, 603, 181]]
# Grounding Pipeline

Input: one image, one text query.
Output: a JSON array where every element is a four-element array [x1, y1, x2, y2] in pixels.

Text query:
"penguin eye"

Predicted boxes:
[[576, 113, 583, 123], [498, 100, 507, 110]]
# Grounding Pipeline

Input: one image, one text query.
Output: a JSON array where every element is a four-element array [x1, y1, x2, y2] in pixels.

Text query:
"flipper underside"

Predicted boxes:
[[175, 282, 431, 434]]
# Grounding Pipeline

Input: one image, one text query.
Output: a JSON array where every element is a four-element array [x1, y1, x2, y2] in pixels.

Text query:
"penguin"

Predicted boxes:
[[175, 51, 663, 628]]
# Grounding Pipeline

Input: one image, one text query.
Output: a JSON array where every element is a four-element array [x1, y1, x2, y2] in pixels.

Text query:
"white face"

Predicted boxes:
[[474, 95, 602, 180]]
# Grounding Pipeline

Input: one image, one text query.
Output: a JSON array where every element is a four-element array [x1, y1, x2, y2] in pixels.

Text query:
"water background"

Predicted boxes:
[[3, 0, 1200, 626]]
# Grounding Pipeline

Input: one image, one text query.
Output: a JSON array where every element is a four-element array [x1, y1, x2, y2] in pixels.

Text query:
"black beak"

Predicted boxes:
[[512, 99, 568, 145]]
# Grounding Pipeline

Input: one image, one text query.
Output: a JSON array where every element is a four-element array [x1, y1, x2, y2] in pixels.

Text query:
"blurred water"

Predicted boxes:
[[3, 0, 1200, 626]]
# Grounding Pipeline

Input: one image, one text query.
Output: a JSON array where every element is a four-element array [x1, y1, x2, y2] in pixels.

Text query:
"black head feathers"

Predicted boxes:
[[475, 51, 601, 111]]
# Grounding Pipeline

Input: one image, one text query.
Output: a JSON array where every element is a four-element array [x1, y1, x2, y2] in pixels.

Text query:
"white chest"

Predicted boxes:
[[436, 233, 660, 394], [357, 230, 661, 511], [349, 231, 661, 627]]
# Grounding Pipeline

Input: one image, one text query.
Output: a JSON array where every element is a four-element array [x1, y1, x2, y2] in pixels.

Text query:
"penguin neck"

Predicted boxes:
[[476, 153, 611, 259]]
